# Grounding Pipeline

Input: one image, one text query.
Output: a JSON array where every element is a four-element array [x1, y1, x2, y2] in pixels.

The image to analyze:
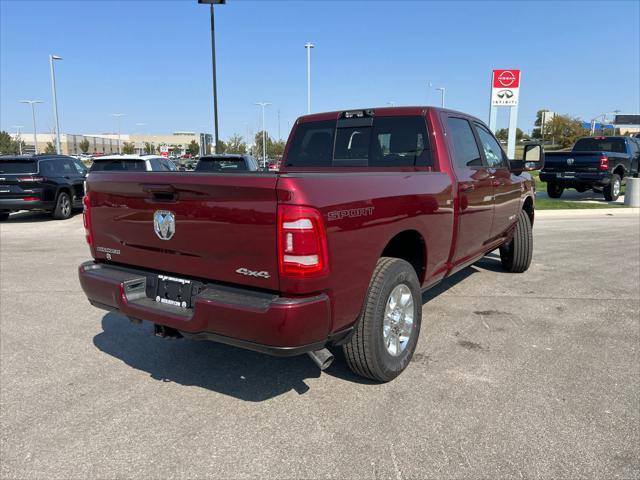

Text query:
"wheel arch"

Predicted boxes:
[[522, 195, 534, 226], [380, 229, 427, 284]]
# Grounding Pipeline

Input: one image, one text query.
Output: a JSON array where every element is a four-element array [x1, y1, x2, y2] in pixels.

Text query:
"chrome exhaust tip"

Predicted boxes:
[[307, 348, 334, 370]]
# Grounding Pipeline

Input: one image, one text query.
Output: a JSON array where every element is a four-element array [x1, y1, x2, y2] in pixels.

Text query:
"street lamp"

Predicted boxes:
[[304, 42, 314, 114], [12, 125, 24, 155], [198, 0, 226, 152], [20, 100, 43, 154], [111, 113, 125, 154], [254, 102, 271, 168], [426, 81, 432, 105], [49, 54, 63, 154], [436, 87, 446, 108]]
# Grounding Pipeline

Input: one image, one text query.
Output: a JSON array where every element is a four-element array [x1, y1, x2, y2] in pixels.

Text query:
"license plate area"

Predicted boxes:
[[557, 172, 575, 179], [151, 274, 199, 309]]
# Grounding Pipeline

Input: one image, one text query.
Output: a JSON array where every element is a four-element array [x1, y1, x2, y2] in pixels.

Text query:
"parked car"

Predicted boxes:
[[78, 107, 543, 381], [194, 154, 260, 172], [540, 136, 640, 201], [89, 154, 177, 172], [0, 154, 87, 220]]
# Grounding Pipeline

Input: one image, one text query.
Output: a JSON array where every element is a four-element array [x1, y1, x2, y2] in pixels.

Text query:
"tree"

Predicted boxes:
[[144, 142, 153, 154], [495, 128, 508, 142], [531, 109, 550, 139], [226, 134, 246, 154], [215, 140, 227, 154], [269, 140, 286, 158], [253, 130, 273, 161], [122, 142, 135, 154], [0, 131, 24, 154], [546, 114, 589, 148], [44, 142, 56, 154], [79, 138, 90, 154], [188, 140, 200, 156]]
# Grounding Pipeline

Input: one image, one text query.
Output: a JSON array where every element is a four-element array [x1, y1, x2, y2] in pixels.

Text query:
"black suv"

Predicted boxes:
[[0, 154, 87, 221]]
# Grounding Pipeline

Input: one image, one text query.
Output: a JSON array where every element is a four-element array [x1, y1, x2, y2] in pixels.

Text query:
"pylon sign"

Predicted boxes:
[[491, 70, 520, 107], [489, 69, 521, 158]]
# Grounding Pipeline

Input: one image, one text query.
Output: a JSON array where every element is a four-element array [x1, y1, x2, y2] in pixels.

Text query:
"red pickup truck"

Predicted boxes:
[[79, 107, 543, 382]]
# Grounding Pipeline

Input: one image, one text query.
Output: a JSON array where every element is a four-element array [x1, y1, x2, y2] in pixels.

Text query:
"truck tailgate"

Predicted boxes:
[[543, 152, 602, 172], [87, 172, 280, 290]]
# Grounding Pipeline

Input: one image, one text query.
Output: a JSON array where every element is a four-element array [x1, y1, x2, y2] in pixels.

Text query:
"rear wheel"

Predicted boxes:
[[604, 174, 621, 201], [0, 212, 9, 221], [343, 257, 422, 382], [52, 192, 72, 220], [546, 181, 564, 198], [500, 210, 533, 273]]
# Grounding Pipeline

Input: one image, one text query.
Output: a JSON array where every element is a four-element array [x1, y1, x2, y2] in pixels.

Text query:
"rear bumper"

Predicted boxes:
[[78, 261, 334, 356], [0, 198, 55, 211], [539, 171, 610, 186]]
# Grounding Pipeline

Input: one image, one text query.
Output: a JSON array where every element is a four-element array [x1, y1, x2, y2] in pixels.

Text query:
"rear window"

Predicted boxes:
[[90, 159, 146, 171], [0, 160, 37, 174], [285, 116, 431, 168], [574, 138, 626, 153], [195, 158, 248, 172]]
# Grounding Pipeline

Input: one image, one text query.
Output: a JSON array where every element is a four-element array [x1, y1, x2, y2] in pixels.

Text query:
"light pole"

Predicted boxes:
[[111, 113, 125, 154], [436, 87, 446, 108], [20, 100, 43, 154], [198, 0, 226, 152], [12, 125, 24, 155], [49, 54, 63, 154], [426, 81, 432, 105], [304, 42, 314, 114], [254, 102, 271, 168]]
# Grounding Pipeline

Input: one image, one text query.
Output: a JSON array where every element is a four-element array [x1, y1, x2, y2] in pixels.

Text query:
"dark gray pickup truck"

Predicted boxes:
[[540, 136, 640, 201]]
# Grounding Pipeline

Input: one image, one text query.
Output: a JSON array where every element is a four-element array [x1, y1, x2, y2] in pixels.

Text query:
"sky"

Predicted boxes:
[[1, 0, 639, 141]]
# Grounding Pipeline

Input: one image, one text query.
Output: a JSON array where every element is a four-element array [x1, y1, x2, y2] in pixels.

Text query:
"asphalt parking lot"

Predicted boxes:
[[1, 209, 639, 479]]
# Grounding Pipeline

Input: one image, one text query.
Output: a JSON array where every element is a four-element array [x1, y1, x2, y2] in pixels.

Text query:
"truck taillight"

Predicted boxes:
[[599, 155, 609, 171], [83, 193, 93, 246], [277, 205, 328, 277]]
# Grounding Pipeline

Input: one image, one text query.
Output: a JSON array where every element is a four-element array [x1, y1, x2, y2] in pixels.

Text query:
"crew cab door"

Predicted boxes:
[[444, 116, 494, 265], [472, 122, 521, 240]]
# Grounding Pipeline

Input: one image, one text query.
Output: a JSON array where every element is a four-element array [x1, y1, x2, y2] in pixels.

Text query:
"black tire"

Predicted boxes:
[[343, 257, 422, 382], [603, 174, 621, 201], [0, 212, 9, 221], [499, 210, 533, 273], [52, 191, 72, 220], [546, 181, 564, 198]]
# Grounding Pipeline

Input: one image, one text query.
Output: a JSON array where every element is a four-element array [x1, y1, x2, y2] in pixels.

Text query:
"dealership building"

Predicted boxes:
[[11, 131, 213, 156]]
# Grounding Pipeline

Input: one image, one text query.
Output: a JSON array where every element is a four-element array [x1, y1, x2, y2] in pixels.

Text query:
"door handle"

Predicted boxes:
[[459, 183, 475, 192]]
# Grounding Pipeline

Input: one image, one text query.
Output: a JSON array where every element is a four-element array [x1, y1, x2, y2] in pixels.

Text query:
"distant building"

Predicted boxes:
[[11, 131, 213, 156]]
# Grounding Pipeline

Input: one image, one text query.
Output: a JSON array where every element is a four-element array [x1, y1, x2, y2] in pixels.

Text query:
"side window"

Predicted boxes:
[[39, 160, 55, 176], [149, 158, 164, 171], [446, 118, 482, 168], [370, 116, 431, 167], [62, 159, 76, 175], [474, 123, 507, 168], [162, 159, 176, 171]]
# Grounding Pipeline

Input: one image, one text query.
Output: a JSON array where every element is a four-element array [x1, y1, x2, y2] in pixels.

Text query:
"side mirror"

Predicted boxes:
[[510, 143, 545, 173]]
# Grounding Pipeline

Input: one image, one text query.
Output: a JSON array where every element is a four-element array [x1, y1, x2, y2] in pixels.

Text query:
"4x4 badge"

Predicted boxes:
[[154, 210, 175, 240]]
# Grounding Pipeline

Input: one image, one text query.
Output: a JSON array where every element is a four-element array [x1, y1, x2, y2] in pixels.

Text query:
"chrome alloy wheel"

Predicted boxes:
[[61, 195, 71, 217], [382, 284, 414, 356], [613, 179, 621, 198]]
